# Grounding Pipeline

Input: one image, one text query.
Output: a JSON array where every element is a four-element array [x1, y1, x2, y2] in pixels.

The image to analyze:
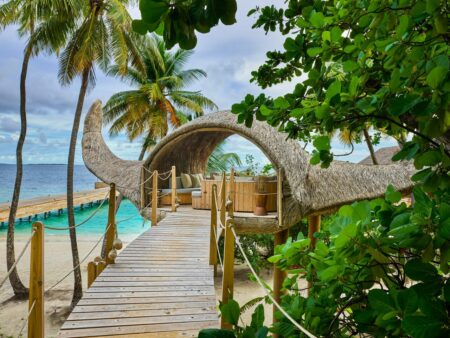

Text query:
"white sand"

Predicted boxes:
[[0, 232, 290, 337]]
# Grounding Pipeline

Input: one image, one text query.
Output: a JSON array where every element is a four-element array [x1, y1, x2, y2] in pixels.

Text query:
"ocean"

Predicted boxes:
[[0, 164, 147, 236]]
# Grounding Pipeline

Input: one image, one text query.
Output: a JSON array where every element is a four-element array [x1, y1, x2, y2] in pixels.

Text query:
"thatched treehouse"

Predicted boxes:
[[82, 100, 413, 234]]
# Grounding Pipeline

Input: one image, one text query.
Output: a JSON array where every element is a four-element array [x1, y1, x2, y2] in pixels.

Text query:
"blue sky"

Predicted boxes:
[[0, 1, 397, 166]]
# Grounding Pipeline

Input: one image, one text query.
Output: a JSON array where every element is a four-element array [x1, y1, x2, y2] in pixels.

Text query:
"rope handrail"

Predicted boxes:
[[115, 170, 155, 190], [42, 191, 110, 231], [212, 221, 224, 269], [0, 230, 36, 289], [45, 223, 112, 292], [229, 224, 317, 338], [18, 298, 36, 337]]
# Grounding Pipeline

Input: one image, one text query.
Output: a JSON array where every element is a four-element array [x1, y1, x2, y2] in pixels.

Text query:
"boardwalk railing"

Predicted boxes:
[[209, 169, 317, 337]]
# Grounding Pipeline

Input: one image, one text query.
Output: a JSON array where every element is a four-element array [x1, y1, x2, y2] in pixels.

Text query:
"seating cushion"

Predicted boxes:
[[168, 177, 183, 189], [190, 174, 202, 187], [191, 190, 202, 198], [161, 188, 201, 194], [181, 173, 192, 188]]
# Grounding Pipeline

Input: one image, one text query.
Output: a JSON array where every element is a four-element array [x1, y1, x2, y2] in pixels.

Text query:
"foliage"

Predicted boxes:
[[199, 299, 269, 338], [103, 34, 217, 151], [231, 0, 448, 168], [207, 142, 242, 173], [134, 0, 237, 49], [191, 0, 449, 336], [269, 186, 450, 337]]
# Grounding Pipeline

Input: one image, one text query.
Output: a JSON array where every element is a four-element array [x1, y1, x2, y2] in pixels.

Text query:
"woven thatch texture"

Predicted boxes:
[[359, 146, 401, 165], [82, 100, 143, 206], [82, 103, 414, 231]]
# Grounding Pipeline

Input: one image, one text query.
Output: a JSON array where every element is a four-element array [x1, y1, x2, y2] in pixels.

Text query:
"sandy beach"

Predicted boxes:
[[0, 231, 286, 337]]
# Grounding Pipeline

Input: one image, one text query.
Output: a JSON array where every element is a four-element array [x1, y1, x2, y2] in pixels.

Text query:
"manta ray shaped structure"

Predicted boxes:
[[82, 100, 413, 233]]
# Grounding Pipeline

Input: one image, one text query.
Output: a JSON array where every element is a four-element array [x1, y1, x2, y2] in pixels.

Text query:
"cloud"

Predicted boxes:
[[0, 116, 19, 132]]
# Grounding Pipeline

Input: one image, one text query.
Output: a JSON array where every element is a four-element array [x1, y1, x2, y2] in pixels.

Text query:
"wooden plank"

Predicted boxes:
[[60, 208, 218, 337], [58, 321, 218, 337], [68, 306, 216, 321], [71, 301, 216, 313]]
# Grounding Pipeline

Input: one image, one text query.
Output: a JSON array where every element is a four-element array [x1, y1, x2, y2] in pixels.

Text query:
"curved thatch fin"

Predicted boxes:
[[307, 161, 413, 215], [144, 111, 414, 227], [82, 100, 142, 207]]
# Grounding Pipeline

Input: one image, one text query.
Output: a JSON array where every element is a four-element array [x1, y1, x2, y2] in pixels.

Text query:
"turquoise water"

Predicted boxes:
[[0, 164, 147, 237]]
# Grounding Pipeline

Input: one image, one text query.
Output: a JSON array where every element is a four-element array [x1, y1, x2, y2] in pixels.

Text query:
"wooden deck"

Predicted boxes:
[[0, 188, 110, 223], [59, 209, 218, 337]]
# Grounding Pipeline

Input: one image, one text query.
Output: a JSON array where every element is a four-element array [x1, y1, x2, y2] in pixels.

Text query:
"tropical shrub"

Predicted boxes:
[[199, 0, 449, 336]]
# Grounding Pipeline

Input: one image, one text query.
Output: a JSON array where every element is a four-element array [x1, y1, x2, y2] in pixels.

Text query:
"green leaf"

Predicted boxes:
[[140, 0, 169, 24], [318, 265, 341, 281], [198, 329, 235, 338], [307, 47, 322, 57], [310, 11, 325, 28], [250, 304, 265, 329], [274, 97, 290, 109], [426, 66, 448, 89], [396, 15, 409, 38], [335, 222, 357, 248], [368, 289, 396, 312], [313, 136, 330, 151], [315, 103, 329, 119], [404, 259, 438, 282], [343, 60, 359, 72], [260, 105, 273, 117], [385, 185, 402, 203], [326, 80, 341, 100], [220, 299, 240, 326], [402, 315, 443, 338], [132, 20, 149, 35]]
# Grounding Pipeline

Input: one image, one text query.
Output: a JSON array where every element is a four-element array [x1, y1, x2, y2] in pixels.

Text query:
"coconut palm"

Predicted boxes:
[[207, 142, 242, 173], [336, 127, 379, 165], [58, 0, 142, 308], [0, 0, 80, 297], [103, 34, 217, 160]]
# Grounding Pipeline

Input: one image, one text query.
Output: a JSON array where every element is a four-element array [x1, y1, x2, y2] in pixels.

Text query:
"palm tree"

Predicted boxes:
[[207, 142, 242, 173], [0, 0, 80, 297], [58, 0, 142, 308], [103, 34, 217, 160], [336, 127, 379, 165]]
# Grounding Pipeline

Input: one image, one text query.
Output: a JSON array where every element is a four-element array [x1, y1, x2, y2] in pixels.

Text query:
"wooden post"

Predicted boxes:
[[28, 221, 44, 338], [104, 183, 116, 265], [273, 229, 289, 336], [307, 215, 321, 294], [97, 261, 106, 276], [87, 262, 96, 288], [171, 166, 177, 212], [210, 185, 218, 276], [140, 166, 145, 209], [221, 202, 235, 329], [220, 172, 226, 230], [152, 170, 158, 226], [229, 168, 235, 212], [277, 168, 283, 227]]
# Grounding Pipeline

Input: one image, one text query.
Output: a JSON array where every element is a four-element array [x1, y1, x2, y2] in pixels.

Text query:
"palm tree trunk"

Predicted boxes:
[[363, 128, 378, 165], [67, 67, 90, 309], [6, 41, 33, 298]]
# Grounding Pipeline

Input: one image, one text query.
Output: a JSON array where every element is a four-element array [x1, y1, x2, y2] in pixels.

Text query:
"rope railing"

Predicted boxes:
[[18, 298, 36, 337], [229, 224, 317, 338], [0, 229, 36, 289], [45, 222, 113, 292]]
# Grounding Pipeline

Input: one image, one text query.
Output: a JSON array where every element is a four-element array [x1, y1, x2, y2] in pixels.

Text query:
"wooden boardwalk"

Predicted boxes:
[[59, 209, 218, 337], [0, 188, 110, 223]]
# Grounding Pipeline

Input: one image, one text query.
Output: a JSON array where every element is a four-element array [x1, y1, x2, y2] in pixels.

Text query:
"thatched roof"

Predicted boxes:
[[82, 101, 414, 231], [359, 146, 401, 165]]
